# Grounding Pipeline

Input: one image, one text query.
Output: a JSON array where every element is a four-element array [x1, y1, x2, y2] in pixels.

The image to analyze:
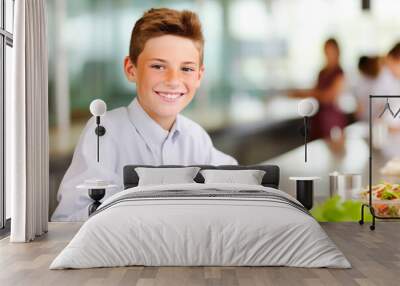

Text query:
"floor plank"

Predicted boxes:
[[0, 222, 399, 286]]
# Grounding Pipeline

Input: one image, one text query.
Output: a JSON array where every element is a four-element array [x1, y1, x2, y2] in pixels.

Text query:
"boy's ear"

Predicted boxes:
[[124, 56, 137, 82]]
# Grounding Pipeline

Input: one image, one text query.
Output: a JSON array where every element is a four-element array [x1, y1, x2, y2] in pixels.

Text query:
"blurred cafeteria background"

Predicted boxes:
[[47, 0, 400, 218]]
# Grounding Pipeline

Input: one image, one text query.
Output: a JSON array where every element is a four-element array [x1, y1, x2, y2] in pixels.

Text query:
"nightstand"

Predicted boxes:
[[289, 177, 321, 210]]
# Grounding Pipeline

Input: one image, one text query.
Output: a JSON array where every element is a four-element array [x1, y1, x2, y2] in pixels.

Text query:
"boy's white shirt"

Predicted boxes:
[[51, 98, 238, 221]]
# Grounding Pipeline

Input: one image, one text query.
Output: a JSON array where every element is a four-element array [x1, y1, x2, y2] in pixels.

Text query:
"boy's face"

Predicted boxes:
[[124, 35, 204, 121]]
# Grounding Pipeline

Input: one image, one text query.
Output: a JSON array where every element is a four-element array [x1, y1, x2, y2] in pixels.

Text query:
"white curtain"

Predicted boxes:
[[8, 0, 49, 242]]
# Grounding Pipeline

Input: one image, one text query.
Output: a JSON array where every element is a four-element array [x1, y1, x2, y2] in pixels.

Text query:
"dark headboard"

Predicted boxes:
[[123, 165, 280, 189]]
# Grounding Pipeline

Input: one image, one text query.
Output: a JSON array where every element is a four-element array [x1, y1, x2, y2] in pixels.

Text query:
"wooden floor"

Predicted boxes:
[[0, 222, 399, 286]]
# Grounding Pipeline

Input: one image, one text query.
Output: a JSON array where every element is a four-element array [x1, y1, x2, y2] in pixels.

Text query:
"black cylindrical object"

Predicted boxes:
[[296, 180, 313, 210]]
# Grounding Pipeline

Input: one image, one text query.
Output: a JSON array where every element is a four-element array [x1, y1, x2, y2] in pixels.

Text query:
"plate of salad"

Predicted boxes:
[[359, 182, 400, 217]]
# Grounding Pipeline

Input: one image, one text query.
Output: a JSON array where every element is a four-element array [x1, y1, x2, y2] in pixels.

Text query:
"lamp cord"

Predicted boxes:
[[96, 116, 100, 162], [304, 116, 308, 163]]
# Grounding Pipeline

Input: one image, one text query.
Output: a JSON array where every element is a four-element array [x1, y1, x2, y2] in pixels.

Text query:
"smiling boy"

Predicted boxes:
[[52, 8, 237, 221]]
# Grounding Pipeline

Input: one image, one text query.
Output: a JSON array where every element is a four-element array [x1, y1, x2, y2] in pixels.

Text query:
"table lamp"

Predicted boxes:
[[81, 99, 110, 216], [297, 98, 319, 162], [289, 98, 320, 210]]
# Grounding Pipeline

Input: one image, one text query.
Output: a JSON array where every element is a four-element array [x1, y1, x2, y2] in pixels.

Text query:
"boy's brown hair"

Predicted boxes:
[[129, 8, 204, 65]]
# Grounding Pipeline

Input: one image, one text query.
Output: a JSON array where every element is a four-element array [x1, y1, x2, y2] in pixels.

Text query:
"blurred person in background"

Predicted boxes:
[[380, 42, 400, 135], [318, 38, 342, 83], [354, 43, 400, 122], [354, 55, 382, 121], [355, 43, 400, 157], [290, 38, 343, 99], [290, 38, 348, 151], [310, 67, 348, 153], [382, 42, 400, 92]]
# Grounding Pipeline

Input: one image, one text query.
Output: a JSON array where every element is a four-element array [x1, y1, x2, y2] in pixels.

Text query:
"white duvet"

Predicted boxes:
[[50, 183, 351, 269]]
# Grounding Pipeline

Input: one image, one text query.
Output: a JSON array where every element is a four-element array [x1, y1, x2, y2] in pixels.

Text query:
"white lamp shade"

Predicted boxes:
[[89, 99, 107, 116], [298, 98, 319, 117]]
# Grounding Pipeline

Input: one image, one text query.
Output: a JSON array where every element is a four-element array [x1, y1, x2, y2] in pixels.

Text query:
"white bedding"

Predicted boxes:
[[50, 183, 351, 269]]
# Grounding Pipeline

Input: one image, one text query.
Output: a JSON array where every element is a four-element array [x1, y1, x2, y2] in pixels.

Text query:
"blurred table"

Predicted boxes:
[[262, 122, 387, 203]]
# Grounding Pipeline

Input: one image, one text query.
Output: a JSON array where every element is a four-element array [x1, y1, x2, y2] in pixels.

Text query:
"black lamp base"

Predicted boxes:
[[88, 188, 106, 216], [296, 180, 314, 210]]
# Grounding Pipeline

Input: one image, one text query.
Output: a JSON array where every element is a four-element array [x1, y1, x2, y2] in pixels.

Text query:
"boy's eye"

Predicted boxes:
[[150, 64, 165, 70], [182, 67, 195, 72]]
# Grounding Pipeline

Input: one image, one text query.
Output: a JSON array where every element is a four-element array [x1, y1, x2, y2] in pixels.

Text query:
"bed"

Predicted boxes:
[[50, 165, 351, 269]]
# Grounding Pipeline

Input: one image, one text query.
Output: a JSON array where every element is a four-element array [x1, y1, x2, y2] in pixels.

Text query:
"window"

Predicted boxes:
[[0, 0, 14, 231]]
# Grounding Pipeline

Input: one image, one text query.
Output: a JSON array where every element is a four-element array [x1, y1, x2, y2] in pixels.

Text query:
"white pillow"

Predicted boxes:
[[135, 167, 200, 186], [200, 169, 266, 185]]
